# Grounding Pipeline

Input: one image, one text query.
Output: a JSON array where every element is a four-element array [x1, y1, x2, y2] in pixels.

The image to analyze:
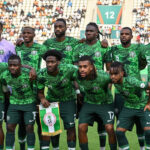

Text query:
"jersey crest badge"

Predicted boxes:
[[66, 45, 72, 51], [0, 50, 4, 55], [31, 51, 37, 55], [129, 51, 136, 58], [95, 51, 101, 57]]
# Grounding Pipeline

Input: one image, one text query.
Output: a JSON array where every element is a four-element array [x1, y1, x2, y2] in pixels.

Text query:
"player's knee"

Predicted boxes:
[[105, 124, 114, 134], [26, 124, 34, 133], [7, 124, 15, 132], [78, 124, 88, 133]]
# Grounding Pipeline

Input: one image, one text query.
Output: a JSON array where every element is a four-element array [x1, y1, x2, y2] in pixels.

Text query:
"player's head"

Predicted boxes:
[[0, 22, 3, 36], [54, 18, 67, 38], [8, 55, 21, 75], [43, 50, 62, 73], [109, 61, 126, 84], [85, 22, 102, 41], [78, 55, 97, 80], [120, 27, 133, 46], [22, 26, 35, 43]]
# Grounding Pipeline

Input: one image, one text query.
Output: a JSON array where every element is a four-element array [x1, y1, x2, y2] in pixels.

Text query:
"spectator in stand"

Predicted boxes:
[[68, 0, 72, 7]]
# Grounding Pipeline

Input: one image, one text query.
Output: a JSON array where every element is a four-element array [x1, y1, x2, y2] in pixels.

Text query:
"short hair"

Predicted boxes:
[[8, 55, 21, 63], [0, 22, 3, 29], [43, 50, 62, 61], [110, 61, 127, 76], [78, 55, 95, 65], [22, 26, 35, 33], [56, 18, 66, 26], [86, 22, 103, 40], [121, 27, 132, 35]]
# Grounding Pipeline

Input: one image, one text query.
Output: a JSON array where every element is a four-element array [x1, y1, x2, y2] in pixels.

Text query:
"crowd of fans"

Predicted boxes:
[[97, 0, 123, 5], [132, 0, 150, 44], [0, 0, 87, 43]]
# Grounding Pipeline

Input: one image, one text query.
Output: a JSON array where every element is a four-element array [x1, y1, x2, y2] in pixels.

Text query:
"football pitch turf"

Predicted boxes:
[[3, 120, 140, 150]]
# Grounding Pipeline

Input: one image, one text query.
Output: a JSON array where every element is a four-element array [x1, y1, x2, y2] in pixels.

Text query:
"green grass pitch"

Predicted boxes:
[[3, 120, 140, 150]]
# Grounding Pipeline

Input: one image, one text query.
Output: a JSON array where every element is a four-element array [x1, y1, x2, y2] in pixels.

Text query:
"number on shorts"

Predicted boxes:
[[108, 111, 114, 120]]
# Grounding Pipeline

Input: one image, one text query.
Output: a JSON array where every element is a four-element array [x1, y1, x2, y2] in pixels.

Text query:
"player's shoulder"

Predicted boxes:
[[97, 70, 109, 77], [59, 64, 77, 71], [43, 38, 55, 44], [38, 67, 47, 75], [33, 42, 47, 49], [1, 39, 14, 47], [1, 69, 9, 78]]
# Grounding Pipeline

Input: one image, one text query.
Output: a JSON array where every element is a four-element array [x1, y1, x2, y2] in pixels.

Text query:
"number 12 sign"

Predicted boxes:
[[97, 5, 123, 24]]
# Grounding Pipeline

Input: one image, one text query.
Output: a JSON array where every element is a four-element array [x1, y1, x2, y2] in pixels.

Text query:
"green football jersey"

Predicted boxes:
[[106, 44, 146, 80], [114, 76, 148, 109], [43, 37, 79, 64], [1, 68, 35, 105], [0, 63, 7, 103], [141, 44, 150, 82], [37, 64, 77, 102], [16, 43, 47, 72], [73, 70, 113, 104], [73, 41, 110, 70]]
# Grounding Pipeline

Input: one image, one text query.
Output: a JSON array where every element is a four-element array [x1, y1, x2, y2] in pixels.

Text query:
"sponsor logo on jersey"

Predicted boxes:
[[95, 51, 101, 57], [62, 79, 67, 84], [66, 45, 72, 51], [44, 112, 56, 127], [129, 51, 136, 58], [31, 51, 37, 55], [0, 50, 4, 55]]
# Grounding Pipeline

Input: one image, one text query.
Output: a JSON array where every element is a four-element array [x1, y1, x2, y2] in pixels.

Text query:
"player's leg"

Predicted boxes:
[[6, 104, 19, 150], [59, 100, 76, 150], [116, 107, 135, 150], [96, 118, 107, 150], [99, 103, 116, 150], [24, 103, 36, 150], [78, 102, 95, 150], [18, 113, 26, 150], [0, 102, 4, 150], [134, 117, 145, 150], [41, 136, 50, 150], [141, 109, 150, 150]]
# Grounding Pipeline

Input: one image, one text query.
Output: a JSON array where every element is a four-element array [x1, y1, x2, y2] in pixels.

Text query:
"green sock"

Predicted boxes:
[[6, 132, 15, 149], [41, 140, 50, 150], [67, 141, 76, 149], [0, 145, 3, 150], [51, 135, 60, 148], [27, 132, 35, 148], [80, 143, 88, 150], [138, 135, 145, 147], [145, 130, 150, 150], [19, 138, 26, 150], [110, 144, 117, 150], [116, 130, 129, 150], [99, 132, 106, 147]]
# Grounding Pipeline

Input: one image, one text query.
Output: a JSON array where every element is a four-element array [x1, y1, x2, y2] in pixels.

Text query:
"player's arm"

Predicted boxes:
[[38, 89, 50, 108], [21, 64, 37, 81]]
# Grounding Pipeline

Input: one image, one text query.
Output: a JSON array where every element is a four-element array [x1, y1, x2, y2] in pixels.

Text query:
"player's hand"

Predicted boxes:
[[15, 38, 24, 46], [144, 103, 150, 111], [79, 38, 86, 43], [41, 99, 50, 108], [101, 39, 108, 48], [29, 68, 37, 81]]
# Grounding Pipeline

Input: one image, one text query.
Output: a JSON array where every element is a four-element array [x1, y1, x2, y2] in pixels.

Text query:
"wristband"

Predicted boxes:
[[76, 89, 80, 94]]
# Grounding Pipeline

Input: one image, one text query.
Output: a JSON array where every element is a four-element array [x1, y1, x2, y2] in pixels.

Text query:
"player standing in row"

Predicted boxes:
[[1, 55, 36, 150], [73, 22, 111, 150], [74, 56, 116, 150], [37, 50, 78, 150], [15, 27, 47, 150], [110, 62, 150, 150], [0, 62, 8, 150], [106, 27, 147, 150]]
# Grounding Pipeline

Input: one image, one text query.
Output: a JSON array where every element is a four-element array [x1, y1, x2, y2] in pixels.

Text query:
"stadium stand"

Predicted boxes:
[[132, 0, 150, 44], [0, 0, 87, 44]]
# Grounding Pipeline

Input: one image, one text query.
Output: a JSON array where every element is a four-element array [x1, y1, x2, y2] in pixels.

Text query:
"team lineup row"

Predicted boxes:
[[0, 18, 150, 150]]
